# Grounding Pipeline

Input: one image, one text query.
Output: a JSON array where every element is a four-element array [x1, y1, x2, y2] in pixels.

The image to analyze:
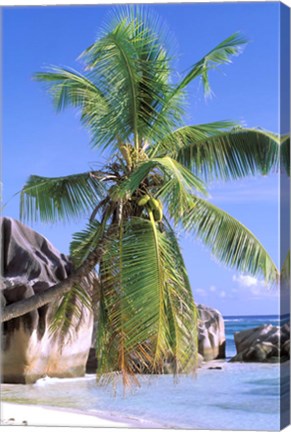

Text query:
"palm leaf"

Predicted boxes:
[[81, 19, 146, 149], [173, 32, 247, 97], [70, 220, 105, 267], [82, 14, 182, 149], [49, 281, 93, 345], [155, 121, 236, 155], [97, 218, 166, 383], [174, 127, 279, 181], [49, 222, 105, 345], [182, 196, 279, 284], [20, 172, 106, 223], [115, 156, 207, 200], [162, 221, 198, 373], [281, 250, 290, 288], [281, 135, 290, 176], [34, 67, 108, 114], [35, 65, 118, 150], [149, 33, 247, 140], [96, 217, 198, 385]]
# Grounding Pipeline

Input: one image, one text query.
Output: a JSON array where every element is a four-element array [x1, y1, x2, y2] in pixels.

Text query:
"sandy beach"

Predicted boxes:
[[0, 361, 284, 431], [0, 402, 162, 429]]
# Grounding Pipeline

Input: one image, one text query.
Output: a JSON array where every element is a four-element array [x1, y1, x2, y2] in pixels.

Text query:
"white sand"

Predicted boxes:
[[0, 402, 162, 429]]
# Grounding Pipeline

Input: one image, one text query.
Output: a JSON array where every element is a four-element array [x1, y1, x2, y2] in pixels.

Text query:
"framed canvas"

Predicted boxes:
[[1, 1, 290, 430]]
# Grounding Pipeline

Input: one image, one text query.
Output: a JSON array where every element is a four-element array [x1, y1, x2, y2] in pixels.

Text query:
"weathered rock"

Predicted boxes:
[[281, 322, 290, 345], [230, 322, 290, 363], [196, 353, 204, 368], [1, 217, 95, 383], [197, 304, 226, 361], [282, 340, 290, 357]]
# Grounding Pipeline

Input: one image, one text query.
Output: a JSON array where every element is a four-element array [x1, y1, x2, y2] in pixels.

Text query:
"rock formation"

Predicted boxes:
[[230, 322, 290, 362], [1, 217, 95, 384], [197, 304, 226, 361]]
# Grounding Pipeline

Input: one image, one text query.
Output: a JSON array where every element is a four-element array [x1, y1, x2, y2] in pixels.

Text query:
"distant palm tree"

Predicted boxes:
[[20, 9, 279, 385]]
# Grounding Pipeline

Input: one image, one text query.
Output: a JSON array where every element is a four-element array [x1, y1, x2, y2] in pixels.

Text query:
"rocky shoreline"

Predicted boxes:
[[230, 321, 290, 363], [1, 217, 95, 384], [1, 217, 289, 384]]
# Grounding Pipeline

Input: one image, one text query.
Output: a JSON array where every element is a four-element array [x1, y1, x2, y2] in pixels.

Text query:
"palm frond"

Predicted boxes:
[[149, 33, 247, 141], [182, 196, 279, 284], [34, 67, 108, 114], [81, 13, 183, 148], [49, 281, 93, 345], [281, 135, 290, 176], [20, 172, 106, 223], [95, 20, 140, 148], [96, 217, 198, 385], [173, 32, 248, 97], [70, 220, 105, 267], [115, 156, 207, 200], [173, 127, 279, 181], [97, 218, 166, 383], [50, 222, 104, 344], [162, 221, 198, 373], [281, 250, 290, 291], [35, 65, 118, 150], [155, 121, 236, 156]]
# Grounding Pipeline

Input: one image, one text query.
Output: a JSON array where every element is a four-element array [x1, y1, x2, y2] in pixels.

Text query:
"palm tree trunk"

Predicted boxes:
[[1, 235, 108, 323]]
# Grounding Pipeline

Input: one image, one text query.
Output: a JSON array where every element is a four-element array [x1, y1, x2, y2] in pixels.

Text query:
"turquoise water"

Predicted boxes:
[[1, 315, 289, 430], [2, 364, 283, 430]]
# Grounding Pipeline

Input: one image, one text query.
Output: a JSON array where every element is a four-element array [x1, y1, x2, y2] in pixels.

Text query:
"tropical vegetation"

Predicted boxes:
[[19, 9, 280, 385]]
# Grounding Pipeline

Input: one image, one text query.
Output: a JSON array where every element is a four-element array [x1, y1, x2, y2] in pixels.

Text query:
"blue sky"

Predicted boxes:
[[2, 2, 284, 315]]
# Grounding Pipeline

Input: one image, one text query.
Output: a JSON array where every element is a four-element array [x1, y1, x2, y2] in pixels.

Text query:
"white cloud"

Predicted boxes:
[[209, 285, 216, 292], [233, 274, 278, 299], [219, 290, 226, 298], [233, 274, 260, 287]]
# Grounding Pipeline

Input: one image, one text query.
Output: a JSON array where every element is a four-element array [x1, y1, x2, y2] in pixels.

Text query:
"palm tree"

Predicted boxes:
[[18, 9, 279, 385]]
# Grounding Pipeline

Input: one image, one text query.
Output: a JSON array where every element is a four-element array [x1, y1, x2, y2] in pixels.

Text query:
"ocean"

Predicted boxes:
[[1, 315, 289, 430], [224, 314, 282, 358]]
